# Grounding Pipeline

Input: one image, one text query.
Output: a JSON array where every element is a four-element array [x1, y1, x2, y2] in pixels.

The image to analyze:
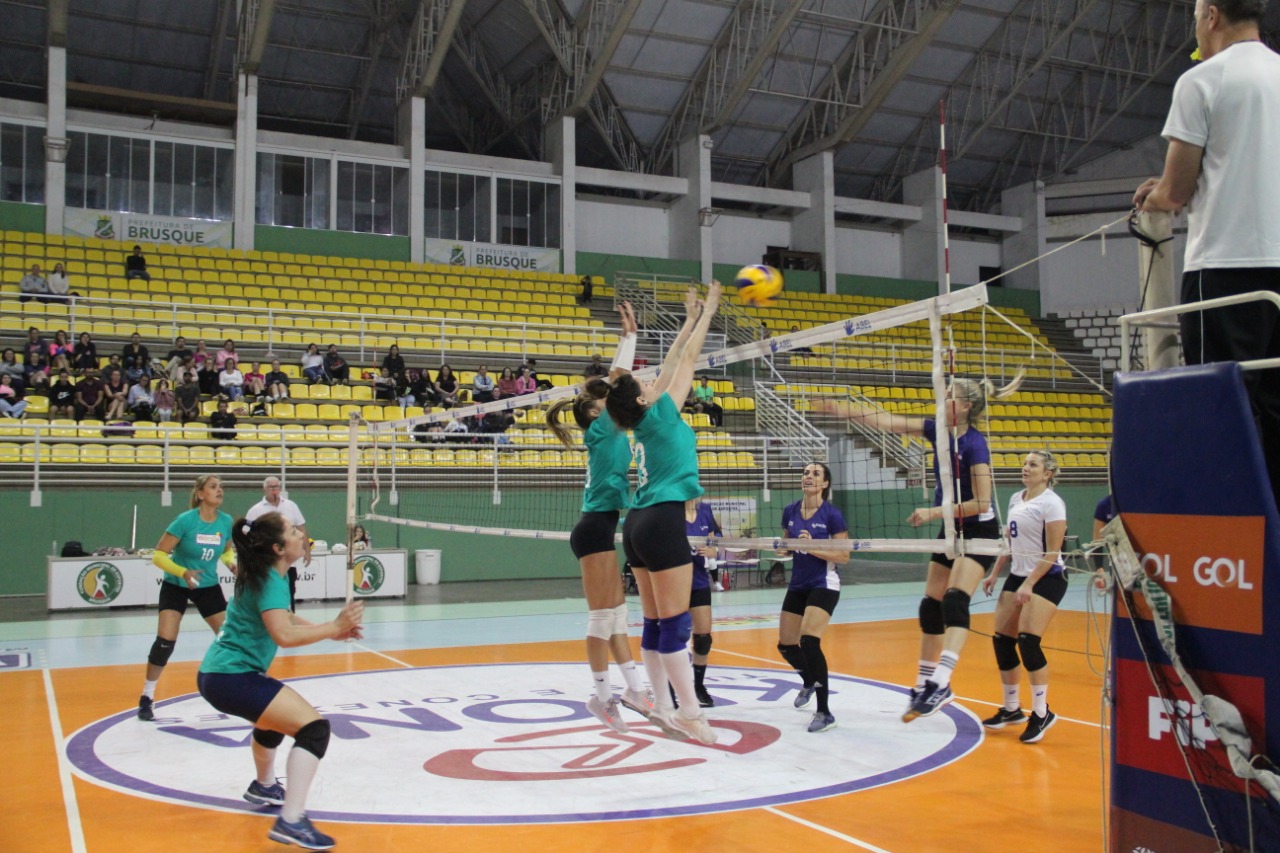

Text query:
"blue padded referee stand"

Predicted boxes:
[[1111, 362, 1280, 851]]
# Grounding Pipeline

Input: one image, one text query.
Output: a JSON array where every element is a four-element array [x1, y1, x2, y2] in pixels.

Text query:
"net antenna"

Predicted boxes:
[[344, 411, 359, 618]]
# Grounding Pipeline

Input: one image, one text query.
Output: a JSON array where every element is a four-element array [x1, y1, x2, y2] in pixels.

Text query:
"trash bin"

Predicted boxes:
[[414, 549, 441, 585]]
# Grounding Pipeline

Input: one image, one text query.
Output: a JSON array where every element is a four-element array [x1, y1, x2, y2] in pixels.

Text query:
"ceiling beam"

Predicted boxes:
[[347, 0, 402, 139], [397, 0, 467, 101], [203, 0, 236, 100], [236, 0, 279, 75], [568, 0, 644, 115], [47, 0, 69, 48]]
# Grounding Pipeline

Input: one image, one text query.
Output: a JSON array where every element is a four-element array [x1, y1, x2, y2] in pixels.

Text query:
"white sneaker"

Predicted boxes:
[[620, 687, 655, 719], [647, 708, 690, 740], [670, 709, 718, 745], [586, 695, 629, 733]]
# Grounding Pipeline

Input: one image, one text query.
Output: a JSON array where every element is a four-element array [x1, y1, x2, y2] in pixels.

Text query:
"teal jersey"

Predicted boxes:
[[200, 569, 292, 674], [632, 392, 702, 508], [162, 509, 233, 589], [582, 414, 631, 512]]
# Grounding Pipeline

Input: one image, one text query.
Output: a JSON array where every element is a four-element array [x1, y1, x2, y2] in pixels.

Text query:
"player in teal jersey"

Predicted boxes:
[[137, 474, 235, 721], [546, 302, 654, 732], [198, 511, 363, 851], [604, 281, 723, 745]]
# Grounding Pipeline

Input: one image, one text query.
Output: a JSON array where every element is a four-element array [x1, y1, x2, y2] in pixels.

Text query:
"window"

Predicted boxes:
[[497, 177, 560, 249], [64, 133, 231, 218], [256, 153, 329, 229], [0, 122, 45, 204], [336, 160, 408, 236], [424, 169, 490, 242]]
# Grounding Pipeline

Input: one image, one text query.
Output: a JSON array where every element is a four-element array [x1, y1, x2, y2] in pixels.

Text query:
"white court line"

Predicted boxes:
[[42, 663, 88, 853], [764, 806, 894, 852], [349, 642, 415, 669]]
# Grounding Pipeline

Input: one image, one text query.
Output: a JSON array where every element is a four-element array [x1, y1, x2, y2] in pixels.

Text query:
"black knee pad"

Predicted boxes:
[[252, 728, 285, 749], [993, 632, 1021, 671], [691, 633, 713, 656], [777, 642, 806, 672], [293, 719, 331, 759], [919, 596, 945, 635], [148, 636, 176, 668], [941, 588, 971, 630], [1017, 632, 1047, 672], [799, 634, 824, 656]]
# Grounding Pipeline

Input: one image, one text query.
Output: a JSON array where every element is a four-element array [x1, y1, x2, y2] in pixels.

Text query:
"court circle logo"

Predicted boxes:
[[352, 555, 385, 595], [76, 562, 124, 605], [66, 664, 982, 824]]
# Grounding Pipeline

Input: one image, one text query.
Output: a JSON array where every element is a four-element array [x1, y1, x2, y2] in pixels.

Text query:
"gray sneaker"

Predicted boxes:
[[807, 711, 837, 733]]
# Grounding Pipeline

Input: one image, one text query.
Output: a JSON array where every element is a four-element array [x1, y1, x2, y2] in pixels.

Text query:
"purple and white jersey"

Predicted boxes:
[[782, 500, 848, 591], [1006, 489, 1067, 577], [923, 419, 994, 522], [686, 502, 721, 591]]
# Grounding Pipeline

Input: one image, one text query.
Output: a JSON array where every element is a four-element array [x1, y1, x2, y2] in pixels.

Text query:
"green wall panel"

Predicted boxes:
[[835, 272, 1041, 317], [254, 225, 410, 263], [0, 201, 46, 234]]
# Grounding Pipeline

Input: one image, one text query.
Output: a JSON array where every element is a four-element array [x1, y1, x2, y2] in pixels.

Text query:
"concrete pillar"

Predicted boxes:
[[399, 96, 426, 264], [792, 150, 836, 294], [901, 167, 946, 293], [45, 45, 67, 235], [233, 73, 259, 251], [544, 115, 575, 275], [1000, 180, 1046, 292], [669, 134, 713, 282]]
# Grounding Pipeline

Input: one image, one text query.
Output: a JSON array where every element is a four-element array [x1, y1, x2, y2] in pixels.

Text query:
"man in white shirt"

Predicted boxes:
[[1134, 0, 1280, 497], [245, 476, 311, 610]]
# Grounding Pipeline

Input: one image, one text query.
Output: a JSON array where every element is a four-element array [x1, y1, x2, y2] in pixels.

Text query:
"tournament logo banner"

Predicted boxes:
[[352, 555, 386, 596], [76, 562, 124, 605], [423, 238, 561, 273], [64, 209, 233, 248]]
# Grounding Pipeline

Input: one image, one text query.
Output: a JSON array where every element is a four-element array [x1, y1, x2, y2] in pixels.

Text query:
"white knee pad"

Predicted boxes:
[[612, 603, 629, 636], [587, 608, 614, 641]]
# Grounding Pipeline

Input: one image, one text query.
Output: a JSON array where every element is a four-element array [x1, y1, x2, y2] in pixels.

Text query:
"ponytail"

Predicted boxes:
[[545, 379, 612, 449], [232, 512, 287, 595], [951, 369, 1025, 423]]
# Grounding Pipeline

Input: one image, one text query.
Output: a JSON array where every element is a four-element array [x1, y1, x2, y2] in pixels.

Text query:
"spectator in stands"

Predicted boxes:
[[105, 353, 123, 377], [72, 332, 97, 374], [49, 370, 76, 419], [176, 372, 201, 423], [583, 354, 608, 379], [209, 399, 237, 442], [214, 339, 239, 372], [407, 368, 437, 408], [577, 275, 594, 305], [125, 245, 151, 281], [127, 374, 155, 421], [693, 376, 724, 427], [790, 325, 813, 354], [24, 351, 49, 397], [47, 330, 73, 373], [23, 327, 45, 370], [352, 525, 371, 550], [472, 364, 496, 403], [48, 263, 77, 300], [122, 333, 151, 382], [519, 357, 554, 390], [153, 377, 175, 422], [0, 374, 26, 418], [195, 340, 219, 395], [102, 367, 130, 421], [0, 349, 26, 395], [435, 364, 460, 408], [373, 367, 397, 402], [74, 368, 105, 421], [265, 359, 290, 402], [759, 321, 771, 340], [496, 366, 519, 399], [515, 365, 536, 396], [219, 358, 245, 402], [18, 263, 51, 303], [323, 344, 350, 385], [381, 345, 406, 387], [301, 343, 324, 384], [244, 362, 267, 400], [165, 337, 192, 381]]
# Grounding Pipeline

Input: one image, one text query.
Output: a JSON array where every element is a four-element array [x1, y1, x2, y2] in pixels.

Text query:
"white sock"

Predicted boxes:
[[660, 651, 700, 718], [641, 649, 674, 711], [591, 670, 611, 702], [281, 747, 321, 823], [252, 740, 277, 786], [617, 659, 643, 693], [932, 651, 959, 689], [142, 679, 158, 700], [1032, 684, 1048, 717], [1003, 682, 1020, 711], [916, 660, 936, 689]]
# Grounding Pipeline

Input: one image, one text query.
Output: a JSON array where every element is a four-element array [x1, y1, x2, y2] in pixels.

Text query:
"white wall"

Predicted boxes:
[[710, 212, 792, 267], [576, 198, 669, 259], [949, 239, 1002, 286], [1039, 214, 1187, 315], [834, 226, 901, 279]]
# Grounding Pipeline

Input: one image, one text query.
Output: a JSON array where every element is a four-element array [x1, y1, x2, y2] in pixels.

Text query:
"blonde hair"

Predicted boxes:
[[189, 474, 221, 509], [1027, 449, 1060, 483], [546, 379, 611, 449], [950, 370, 1024, 423]]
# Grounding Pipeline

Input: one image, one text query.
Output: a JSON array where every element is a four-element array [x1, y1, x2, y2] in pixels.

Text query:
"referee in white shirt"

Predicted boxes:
[[244, 476, 311, 610]]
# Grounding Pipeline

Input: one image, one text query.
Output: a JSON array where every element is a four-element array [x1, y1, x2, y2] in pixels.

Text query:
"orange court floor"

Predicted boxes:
[[3, 611, 1111, 853]]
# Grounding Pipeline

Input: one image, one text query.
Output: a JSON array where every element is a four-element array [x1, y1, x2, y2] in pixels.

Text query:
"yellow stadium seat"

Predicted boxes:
[[107, 445, 135, 464], [295, 403, 319, 420], [308, 384, 330, 400], [317, 404, 341, 421], [0, 444, 19, 463], [289, 447, 316, 466], [316, 448, 343, 466], [24, 395, 49, 415], [330, 385, 352, 401], [51, 444, 79, 464], [189, 446, 216, 465], [270, 402, 295, 419], [215, 447, 241, 466], [136, 445, 164, 465], [351, 385, 373, 401], [80, 444, 108, 463]]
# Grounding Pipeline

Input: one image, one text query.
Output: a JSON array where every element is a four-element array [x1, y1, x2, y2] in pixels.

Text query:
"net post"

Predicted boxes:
[[345, 412, 359, 608], [929, 303, 957, 557]]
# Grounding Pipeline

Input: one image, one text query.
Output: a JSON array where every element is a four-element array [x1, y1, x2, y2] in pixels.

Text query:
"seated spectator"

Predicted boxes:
[[121, 333, 151, 382], [352, 525, 371, 550], [219, 359, 245, 402], [759, 321, 770, 340], [214, 338, 239, 372], [443, 417, 469, 443], [435, 364, 461, 408], [209, 399, 237, 442], [576, 275, 594, 305], [47, 263, 77, 300], [518, 357, 553, 391], [0, 374, 26, 419], [244, 362, 266, 399], [693, 375, 724, 427], [24, 351, 49, 397], [382, 345, 406, 386], [152, 377, 175, 422], [125, 245, 151, 281], [49, 370, 76, 418], [194, 340, 219, 395], [472, 364, 496, 403], [47, 330, 73, 372], [264, 360, 290, 402], [165, 337, 192, 381], [175, 372, 201, 423], [407, 368, 437, 408], [789, 325, 813, 354], [0, 349, 27, 395], [23, 327, 46, 371], [323, 344, 350, 385], [102, 368, 130, 421], [583, 354, 608, 379], [496, 367, 519, 399], [74, 368, 105, 421], [127, 374, 155, 421], [373, 367, 397, 402], [515, 366, 536, 396], [72, 332, 97, 374], [18, 263, 51, 303], [301, 343, 325, 384]]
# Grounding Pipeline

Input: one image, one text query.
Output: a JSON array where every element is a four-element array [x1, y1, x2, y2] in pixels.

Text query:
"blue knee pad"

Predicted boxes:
[[641, 617, 660, 651], [941, 587, 971, 630], [918, 597, 944, 635], [657, 612, 692, 654], [293, 719, 330, 759]]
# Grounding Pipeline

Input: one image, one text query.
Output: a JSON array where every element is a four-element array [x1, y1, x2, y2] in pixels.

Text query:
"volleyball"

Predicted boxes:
[[734, 264, 784, 307]]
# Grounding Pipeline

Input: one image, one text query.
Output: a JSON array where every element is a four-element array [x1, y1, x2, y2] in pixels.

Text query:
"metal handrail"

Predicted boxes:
[[1119, 290, 1280, 373]]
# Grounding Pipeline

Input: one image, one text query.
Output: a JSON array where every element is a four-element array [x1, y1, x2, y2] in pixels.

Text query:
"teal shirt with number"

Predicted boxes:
[[200, 569, 292, 674], [162, 508, 233, 589], [582, 414, 631, 513], [632, 392, 702, 508]]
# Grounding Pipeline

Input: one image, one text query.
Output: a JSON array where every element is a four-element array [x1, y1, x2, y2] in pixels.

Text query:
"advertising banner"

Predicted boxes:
[[64, 208, 233, 248], [423, 237, 560, 273]]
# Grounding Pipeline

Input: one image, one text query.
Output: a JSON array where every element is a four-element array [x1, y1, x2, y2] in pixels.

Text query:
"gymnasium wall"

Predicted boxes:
[[253, 226, 412, 263], [0, 200, 45, 234]]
